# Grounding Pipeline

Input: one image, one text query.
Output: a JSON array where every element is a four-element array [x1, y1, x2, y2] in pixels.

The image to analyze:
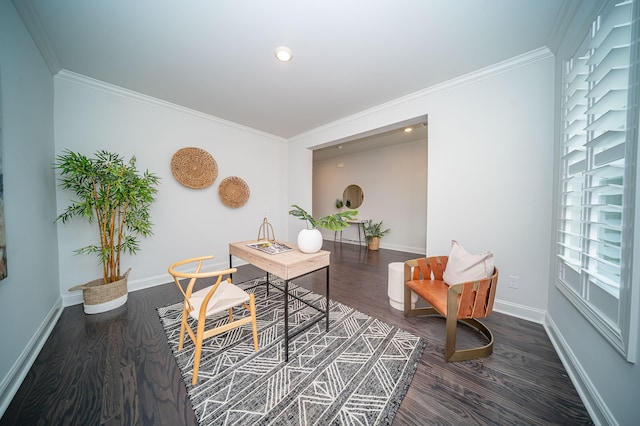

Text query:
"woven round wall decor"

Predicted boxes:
[[218, 176, 250, 208], [171, 147, 218, 189]]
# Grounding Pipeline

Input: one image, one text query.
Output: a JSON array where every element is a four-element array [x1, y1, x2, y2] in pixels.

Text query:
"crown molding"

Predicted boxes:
[[55, 70, 287, 142], [546, 0, 580, 55], [290, 47, 553, 143], [11, 0, 61, 75], [554, 0, 608, 59]]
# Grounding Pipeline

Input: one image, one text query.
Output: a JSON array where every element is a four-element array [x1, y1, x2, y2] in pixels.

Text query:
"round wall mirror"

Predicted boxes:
[[343, 184, 364, 209]]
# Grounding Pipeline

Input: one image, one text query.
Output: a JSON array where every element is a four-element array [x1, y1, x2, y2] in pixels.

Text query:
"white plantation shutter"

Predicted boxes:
[[557, 0, 637, 361], [560, 54, 588, 274]]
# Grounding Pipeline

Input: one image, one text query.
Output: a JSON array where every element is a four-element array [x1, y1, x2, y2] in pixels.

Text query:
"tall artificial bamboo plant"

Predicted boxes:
[[55, 150, 160, 284]]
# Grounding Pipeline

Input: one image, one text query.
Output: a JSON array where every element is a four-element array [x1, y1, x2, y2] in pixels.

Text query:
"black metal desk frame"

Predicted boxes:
[[229, 255, 329, 362]]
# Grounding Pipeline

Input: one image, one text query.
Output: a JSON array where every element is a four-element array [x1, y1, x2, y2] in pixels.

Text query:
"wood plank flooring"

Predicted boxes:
[[1, 242, 592, 425]]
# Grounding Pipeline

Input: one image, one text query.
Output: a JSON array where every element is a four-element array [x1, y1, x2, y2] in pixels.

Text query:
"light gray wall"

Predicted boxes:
[[0, 1, 60, 413], [312, 139, 427, 253], [290, 49, 555, 324], [53, 72, 289, 305]]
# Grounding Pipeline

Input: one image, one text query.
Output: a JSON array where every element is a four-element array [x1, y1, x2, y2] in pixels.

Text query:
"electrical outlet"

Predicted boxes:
[[507, 275, 519, 289]]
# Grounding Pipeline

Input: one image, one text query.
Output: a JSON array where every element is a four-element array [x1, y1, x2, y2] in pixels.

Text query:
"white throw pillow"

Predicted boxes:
[[442, 240, 494, 285]]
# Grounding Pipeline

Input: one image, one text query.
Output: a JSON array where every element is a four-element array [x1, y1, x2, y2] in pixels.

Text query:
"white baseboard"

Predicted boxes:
[[493, 299, 546, 324], [62, 258, 249, 307], [544, 315, 613, 426], [321, 237, 426, 255], [379, 242, 426, 255], [0, 297, 64, 418], [62, 270, 176, 307]]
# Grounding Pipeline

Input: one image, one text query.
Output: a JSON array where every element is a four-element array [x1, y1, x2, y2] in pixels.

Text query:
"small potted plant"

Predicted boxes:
[[289, 204, 357, 253], [335, 198, 344, 210], [55, 150, 160, 314], [364, 220, 390, 251]]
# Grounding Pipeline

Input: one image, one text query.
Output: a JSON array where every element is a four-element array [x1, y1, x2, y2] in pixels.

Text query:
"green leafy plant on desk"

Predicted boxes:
[[289, 204, 358, 231], [289, 204, 358, 253]]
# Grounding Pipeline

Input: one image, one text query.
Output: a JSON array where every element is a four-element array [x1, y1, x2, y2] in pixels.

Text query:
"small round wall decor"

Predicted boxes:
[[218, 176, 250, 208], [171, 147, 218, 189]]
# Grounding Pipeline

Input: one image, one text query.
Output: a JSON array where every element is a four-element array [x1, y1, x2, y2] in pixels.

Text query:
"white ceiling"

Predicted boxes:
[[15, 0, 590, 139]]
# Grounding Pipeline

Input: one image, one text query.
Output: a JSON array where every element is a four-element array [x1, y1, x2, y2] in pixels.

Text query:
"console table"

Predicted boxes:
[[335, 219, 368, 245], [228, 240, 330, 361]]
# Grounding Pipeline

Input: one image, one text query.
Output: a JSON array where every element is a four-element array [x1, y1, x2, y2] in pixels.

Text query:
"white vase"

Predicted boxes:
[[297, 228, 323, 253]]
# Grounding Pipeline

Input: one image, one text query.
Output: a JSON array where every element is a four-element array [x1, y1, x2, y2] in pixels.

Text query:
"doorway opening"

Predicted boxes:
[[311, 116, 428, 254]]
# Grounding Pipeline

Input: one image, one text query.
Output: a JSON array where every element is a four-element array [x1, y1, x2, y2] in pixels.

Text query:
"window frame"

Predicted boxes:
[[555, 0, 639, 363]]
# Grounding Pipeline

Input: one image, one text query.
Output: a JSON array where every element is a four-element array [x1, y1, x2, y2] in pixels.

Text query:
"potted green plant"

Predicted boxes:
[[55, 150, 160, 314], [364, 220, 390, 251], [335, 198, 344, 209], [289, 204, 357, 253]]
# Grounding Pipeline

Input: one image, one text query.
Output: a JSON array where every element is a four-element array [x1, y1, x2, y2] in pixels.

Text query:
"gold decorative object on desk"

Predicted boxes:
[[257, 217, 275, 242]]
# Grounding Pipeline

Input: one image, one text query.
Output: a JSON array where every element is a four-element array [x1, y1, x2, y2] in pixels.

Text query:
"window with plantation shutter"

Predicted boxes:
[[557, 0, 638, 362]]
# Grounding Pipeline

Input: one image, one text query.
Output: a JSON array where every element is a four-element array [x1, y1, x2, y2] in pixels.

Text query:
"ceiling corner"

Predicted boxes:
[[12, 0, 62, 76]]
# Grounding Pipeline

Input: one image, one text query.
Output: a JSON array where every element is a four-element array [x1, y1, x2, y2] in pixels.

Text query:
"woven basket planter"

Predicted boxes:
[[367, 237, 381, 251], [69, 268, 131, 314]]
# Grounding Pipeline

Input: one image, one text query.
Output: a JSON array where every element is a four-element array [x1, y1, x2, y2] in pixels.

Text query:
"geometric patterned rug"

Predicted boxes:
[[157, 276, 426, 425]]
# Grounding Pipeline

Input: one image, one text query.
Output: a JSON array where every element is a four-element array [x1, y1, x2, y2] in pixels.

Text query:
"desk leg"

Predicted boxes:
[[282, 267, 328, 362], [266, 272, 270, 296], [229, 254, 233, 281], [284, 278, 289, 362], [325, 267, 330, 331]]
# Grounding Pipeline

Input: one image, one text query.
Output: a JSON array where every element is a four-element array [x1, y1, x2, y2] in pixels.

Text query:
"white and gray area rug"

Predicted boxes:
[[158, 277, 425, 425]]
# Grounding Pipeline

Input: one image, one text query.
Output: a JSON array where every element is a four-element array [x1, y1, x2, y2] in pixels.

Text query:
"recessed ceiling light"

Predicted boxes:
[[404, 127, 413, 133], [274, 46, 293, 62]]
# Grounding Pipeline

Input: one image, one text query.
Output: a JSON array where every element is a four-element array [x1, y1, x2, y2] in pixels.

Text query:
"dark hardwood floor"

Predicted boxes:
[[1, 242, 592, 425]]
